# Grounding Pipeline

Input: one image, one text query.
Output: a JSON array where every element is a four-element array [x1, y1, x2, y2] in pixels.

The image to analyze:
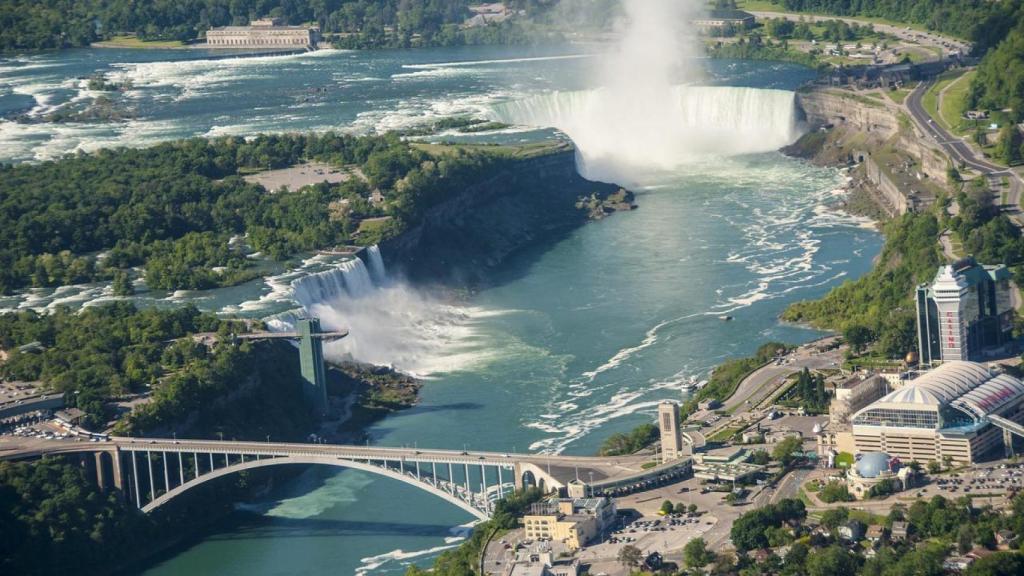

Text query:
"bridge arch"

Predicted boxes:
[[140, 454, 489, 520]]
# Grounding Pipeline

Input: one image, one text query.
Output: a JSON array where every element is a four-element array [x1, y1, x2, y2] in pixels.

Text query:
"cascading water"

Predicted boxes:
[[270, 246, 485, 376], [490, 85, 803, 182]]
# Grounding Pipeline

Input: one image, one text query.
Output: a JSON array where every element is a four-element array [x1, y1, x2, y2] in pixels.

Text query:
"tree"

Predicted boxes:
[[967, 552, 1024, 576], [684, 537, 713, 568], [772, 436, 804, 467], [843, 324, 873, 354], [660, 499, 674, 515], [688, 503, 698, 514], [819, 481, 854, 503], [618, 544, 642, 570], [805, 545, 858, 576], [820, 507, 849, 530], [958, 525, 975, 554], [112, 270, 134, 296]]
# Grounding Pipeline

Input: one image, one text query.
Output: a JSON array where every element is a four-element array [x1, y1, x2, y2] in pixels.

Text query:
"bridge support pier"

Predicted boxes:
[[94, 452, 107, 492], [147, 451, 155, 502], [112, 450, 124, 492], [131, 451, 141, 508], [1005, 428, 1016, 458], [163, 452, 170, 493]]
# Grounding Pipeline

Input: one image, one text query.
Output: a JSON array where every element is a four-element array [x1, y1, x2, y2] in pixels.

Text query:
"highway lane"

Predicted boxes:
[[906, 80, 1023, 224]]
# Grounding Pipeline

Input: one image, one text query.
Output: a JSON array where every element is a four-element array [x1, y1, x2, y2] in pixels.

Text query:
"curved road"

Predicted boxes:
[[906, 80, 1023, 223]]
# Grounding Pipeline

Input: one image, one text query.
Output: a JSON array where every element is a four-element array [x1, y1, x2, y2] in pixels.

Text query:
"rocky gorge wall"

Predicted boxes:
[[792, 88, 952, 217], [380, 148, 629, 285]]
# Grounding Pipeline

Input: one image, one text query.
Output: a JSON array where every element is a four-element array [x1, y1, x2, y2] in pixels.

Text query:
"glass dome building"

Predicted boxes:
[[851, 361, 1024, 465]]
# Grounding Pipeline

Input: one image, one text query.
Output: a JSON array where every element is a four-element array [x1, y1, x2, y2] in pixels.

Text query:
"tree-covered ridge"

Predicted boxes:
[[783, 211, 941, 357], [770, 0, 1021, 52], [0, 458, 155, 576], [0, 132, 507, 293], [0, 0, 570, 50], [0, 302, 315, 437]]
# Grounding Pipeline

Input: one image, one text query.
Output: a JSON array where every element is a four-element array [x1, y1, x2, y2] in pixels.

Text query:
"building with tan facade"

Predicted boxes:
[[206, 18, 319, 49]]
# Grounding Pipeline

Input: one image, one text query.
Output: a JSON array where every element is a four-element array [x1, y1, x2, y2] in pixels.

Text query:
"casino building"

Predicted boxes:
[[915, 258, 1013, 365], [851, 361, 1024, 465]]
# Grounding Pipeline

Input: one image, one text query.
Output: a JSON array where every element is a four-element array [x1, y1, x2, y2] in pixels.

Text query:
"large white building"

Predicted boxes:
[[916, 258, 1013, 365], [205, 18, 320, 49], [850, 361, 1024, 465]]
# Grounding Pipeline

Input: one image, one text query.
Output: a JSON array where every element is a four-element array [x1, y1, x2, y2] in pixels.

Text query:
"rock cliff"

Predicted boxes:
[[380, 148, 630, 285]]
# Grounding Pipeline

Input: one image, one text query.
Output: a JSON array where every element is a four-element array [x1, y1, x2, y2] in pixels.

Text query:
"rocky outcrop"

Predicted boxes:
[[380, 149, 629, 285]]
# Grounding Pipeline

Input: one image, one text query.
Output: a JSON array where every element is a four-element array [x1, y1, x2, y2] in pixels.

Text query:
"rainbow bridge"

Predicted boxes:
[[0, 437, 692, 519]]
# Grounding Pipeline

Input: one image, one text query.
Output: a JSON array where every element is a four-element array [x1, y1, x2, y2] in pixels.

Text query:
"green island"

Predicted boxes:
[[0, 133, 582, 294]]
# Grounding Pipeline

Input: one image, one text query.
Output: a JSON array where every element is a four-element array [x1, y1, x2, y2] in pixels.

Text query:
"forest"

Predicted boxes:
[[0, 302, 316, 438], [0, 0, 571, 50], [0, 132, 506, 293]]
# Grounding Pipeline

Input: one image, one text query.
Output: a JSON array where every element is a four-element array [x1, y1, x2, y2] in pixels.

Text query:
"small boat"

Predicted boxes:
[[719, 315, 734, 321]]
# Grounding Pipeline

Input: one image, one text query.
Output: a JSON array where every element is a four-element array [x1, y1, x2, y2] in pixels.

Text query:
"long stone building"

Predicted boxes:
[[205, 18, 319, 49]]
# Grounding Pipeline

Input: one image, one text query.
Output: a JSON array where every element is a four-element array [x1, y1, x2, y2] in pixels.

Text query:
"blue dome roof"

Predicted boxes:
[[855, 452, 891, 478]]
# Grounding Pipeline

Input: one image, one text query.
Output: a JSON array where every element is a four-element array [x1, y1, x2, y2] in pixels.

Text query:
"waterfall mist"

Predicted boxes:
[[491, 0, 803, 183], [269, 248, 485, 377]]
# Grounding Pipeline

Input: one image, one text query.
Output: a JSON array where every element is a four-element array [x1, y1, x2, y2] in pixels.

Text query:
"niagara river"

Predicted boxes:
[[1, 44, 882, 575]]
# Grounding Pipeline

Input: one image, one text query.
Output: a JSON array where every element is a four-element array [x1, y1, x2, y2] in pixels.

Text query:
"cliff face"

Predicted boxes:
[[380, 149, 627, 285]]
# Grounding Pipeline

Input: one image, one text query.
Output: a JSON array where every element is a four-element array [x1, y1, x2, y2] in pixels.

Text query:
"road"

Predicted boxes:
[[722, 342, 842, 413], [906, 80, 1024, 224]]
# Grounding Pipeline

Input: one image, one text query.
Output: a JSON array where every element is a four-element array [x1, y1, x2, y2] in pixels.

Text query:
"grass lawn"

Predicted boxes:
[[708, 426, 744, 443], [96, 35, 185, 49], [885, 81, 918, 104], [922, 70, 965, 128], [938, 70, 976, 136]]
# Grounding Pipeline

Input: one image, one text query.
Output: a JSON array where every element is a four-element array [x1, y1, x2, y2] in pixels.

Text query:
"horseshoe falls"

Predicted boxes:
[[490, 85, 802, 182]]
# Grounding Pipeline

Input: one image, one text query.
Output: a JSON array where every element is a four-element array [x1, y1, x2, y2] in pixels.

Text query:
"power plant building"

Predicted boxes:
[[850, 361, 1024, 465], [206, 18, 320, 49], [915, 258, 1013, 365]]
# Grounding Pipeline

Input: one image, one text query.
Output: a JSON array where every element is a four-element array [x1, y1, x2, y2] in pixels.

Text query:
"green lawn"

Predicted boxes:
[[95, 35, 185, 49], [886, 82, 918, 104], [922, 70, 963, 126], [938, 70, 976, 136]]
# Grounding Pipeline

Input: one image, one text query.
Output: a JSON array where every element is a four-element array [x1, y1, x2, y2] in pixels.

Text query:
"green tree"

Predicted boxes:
[[684, 537, 713, 568], [618, 544, 642, 570], [772, 436, 804, 467], [805, 545, 858, 576]]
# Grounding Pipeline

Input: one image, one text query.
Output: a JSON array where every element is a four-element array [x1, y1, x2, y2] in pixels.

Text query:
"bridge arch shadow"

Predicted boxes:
[[141, 455, 490, 521]]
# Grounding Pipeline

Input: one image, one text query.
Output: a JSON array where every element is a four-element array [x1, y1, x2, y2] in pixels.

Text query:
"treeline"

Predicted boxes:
[[0, 458, 155, 576], [783, 211, 941, 357], [0, 302, 313, 438], [0, 0, 568, 50], [761, 0, 1024, 119], [772, 0, 1021, 52], [724, 493, 1024, 575], [597, 422, 657, 456], [0, 132, 505, 293]]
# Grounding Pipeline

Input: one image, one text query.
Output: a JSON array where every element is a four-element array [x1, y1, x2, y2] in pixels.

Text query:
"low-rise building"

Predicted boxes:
[[691, 9, 755, 32], [890, 521, 909, 542], [206, 18, 320, 49], [523, 497, 616, 551]]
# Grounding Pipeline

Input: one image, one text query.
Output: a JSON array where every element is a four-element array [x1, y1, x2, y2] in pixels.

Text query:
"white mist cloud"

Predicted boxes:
[[491, 0, 803, 184]]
